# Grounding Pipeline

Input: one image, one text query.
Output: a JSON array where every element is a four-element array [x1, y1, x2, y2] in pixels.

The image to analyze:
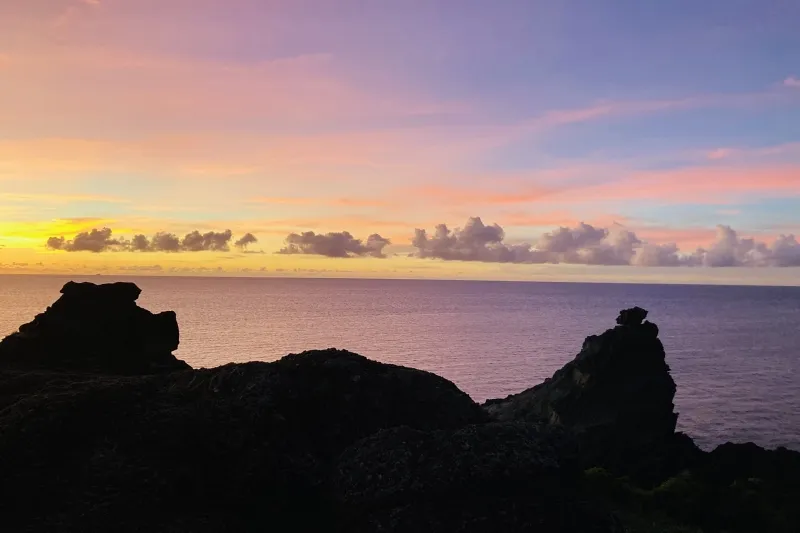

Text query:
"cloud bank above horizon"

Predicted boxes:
[[46, 228, 257, 253], [413, 218, 800, 267], [43, 218, 800, 268]]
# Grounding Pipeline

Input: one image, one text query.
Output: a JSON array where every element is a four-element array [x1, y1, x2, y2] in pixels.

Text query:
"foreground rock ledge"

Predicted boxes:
[[0, 282, 798, 533]]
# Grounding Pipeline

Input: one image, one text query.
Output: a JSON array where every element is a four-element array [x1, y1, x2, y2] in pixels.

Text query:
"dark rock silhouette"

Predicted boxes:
[[615, 305, 648, 326], [0, 345, 487, 532], [0, 281, 189, 374], [0, 284, 798, 532], [484, 307, 680, 482], [335, 423, 622, 532]]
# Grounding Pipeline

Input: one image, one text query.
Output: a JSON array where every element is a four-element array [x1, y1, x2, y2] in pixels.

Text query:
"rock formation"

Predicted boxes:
[[0, 281, 189, 374], [484, 307, 685, 482], [0, 348, 490, 532], [0, 284, 798, 532]]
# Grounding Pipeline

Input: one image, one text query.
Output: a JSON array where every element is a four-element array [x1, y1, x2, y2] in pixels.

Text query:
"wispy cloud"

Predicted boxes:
[[784, 76, 800, 88], [580, 165, 800, 204], [707, 148, 736, 160], [249, 196, 392, 208], [0, 192, 128, 205], [703, 142, 800, 162], [409, 184, 557, 206]]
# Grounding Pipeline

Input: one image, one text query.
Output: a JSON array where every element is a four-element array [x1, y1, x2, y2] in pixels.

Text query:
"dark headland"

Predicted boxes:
[[0, 282, 798, 532]]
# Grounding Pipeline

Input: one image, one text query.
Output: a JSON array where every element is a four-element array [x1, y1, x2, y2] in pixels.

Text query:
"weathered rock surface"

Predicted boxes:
[[0, 281, 189, 374], [335, 423, 621, 532], [484, 307, 681, 482]]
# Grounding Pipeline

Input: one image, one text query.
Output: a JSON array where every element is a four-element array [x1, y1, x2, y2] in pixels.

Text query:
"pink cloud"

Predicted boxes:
[[634, 227, 720, 250], [694, 142, 800, 164], [410, 184, 557, 206], [495, 211, 580, 228], [561, 165, 800, 204], [400, 162, 800, 211], [784, 76, 800, 88], [707, 148, 736, 160]]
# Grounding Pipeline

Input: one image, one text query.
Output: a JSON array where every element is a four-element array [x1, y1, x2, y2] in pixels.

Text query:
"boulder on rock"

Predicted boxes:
[[484, 307, 679, 483], [615, 306, 649, 326], [0, 281, 189, 375]]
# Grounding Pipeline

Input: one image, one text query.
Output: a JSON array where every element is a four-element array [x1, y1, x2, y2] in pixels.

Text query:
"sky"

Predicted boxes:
[[1, 0, 799, 284]]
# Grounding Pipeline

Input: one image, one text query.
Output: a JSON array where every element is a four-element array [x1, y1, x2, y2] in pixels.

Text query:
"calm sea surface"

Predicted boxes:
[[1, 275, 799, 451]]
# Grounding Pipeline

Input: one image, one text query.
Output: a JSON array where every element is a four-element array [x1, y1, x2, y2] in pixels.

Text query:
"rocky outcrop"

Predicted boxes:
[[1, 285, 799, 532], [0, 281, 189, 374], [0, 348, 489, 532], [484, 307, 682, 482]]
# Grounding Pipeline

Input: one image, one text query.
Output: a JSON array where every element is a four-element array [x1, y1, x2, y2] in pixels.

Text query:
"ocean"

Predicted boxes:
[[1, 274, 799, 451]]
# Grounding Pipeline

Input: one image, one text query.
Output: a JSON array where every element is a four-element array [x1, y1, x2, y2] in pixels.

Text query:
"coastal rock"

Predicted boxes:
[[484, 307, 679, 481], [335, 423, 622, 532], [0, 349, 486, 532], [0, 281, 189, 375], [2, 286, 799, 532]]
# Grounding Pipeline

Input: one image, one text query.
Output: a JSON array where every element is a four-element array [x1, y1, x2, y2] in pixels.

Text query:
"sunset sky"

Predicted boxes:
[[1, 0, 799, 284]]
